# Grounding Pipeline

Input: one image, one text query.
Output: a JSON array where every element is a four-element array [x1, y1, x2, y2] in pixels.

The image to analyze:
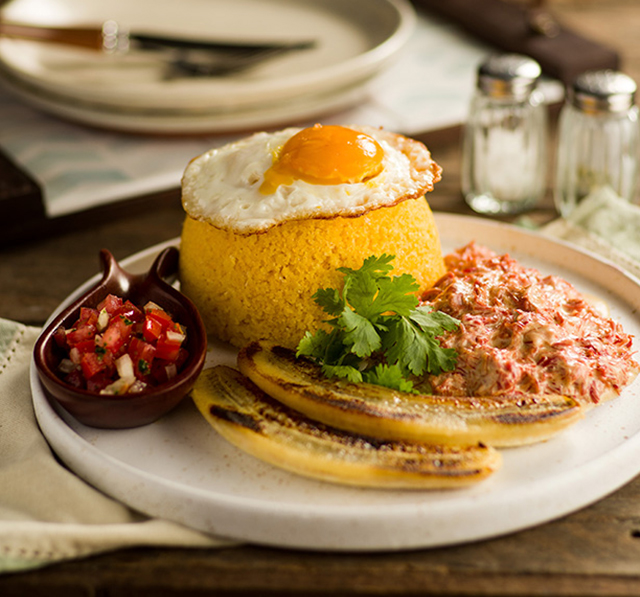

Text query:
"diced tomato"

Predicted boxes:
[[142, 315, 163, 342], [146, 309, 174, 332], [56, 292, 188, 394], [53, 326, 68, 349], [150, 359, 174, 384], [80, 351, 107, 379], [99, 349, 115, 375], [97, 294, 123, 315], [154, 337, 181, 362], [128, 337, 156, 379], [77, 307, 99, 327], [101, 316, 133, 355], [150, 347, 189, 384], [113, 300, 144, 324], [66, 324, 96, 347], [74, 338, 96, 354], [174, 347, 189, 369]]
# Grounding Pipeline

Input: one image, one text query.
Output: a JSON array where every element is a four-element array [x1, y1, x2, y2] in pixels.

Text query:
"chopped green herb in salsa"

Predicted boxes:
[[54, 294, 188, 395]]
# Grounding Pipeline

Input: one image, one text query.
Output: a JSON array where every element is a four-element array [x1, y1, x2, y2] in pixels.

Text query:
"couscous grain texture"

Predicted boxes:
[[180, 198, 445, 349]]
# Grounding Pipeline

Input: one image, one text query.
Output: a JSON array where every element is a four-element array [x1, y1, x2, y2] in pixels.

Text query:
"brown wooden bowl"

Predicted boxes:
[[33, 246, 207, 429]]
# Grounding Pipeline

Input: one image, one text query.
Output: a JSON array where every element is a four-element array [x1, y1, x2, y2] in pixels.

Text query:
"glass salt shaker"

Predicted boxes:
[[554, 70, 639, 218], [462, 54, 548, 215]]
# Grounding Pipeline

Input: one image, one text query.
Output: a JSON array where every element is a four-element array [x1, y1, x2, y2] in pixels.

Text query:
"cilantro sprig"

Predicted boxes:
[[296, 254, 459, 393]]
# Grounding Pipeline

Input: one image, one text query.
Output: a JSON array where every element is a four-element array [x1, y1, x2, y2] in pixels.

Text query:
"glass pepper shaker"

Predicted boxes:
[[462, 54, 548, 215], [554, 70, 639, 218]]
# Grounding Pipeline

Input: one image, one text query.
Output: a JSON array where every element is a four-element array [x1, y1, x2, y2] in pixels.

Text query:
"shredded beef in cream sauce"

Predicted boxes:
[[420, 243, 638, 404]]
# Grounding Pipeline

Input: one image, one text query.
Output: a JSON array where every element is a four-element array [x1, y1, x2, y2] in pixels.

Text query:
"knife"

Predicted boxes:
[[0, 19, 315, 55]]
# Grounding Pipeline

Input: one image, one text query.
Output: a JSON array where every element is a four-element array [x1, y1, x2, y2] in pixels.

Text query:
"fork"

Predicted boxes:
[[0, 19, 315, 76], [166, 44, 309, 78]]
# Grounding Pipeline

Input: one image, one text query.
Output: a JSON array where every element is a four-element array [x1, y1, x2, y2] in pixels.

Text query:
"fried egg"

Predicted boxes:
[[181, 124, 441, 233]]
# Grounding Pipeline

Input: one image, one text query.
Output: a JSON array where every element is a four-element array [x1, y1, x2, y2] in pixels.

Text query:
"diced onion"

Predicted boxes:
[[97, 308, 110, 332], [165, 363, 178, 380], [58, 358, 76, 374], [115, 354, 135, 380], [59, 292, 189, 394], [166, 329, 186, 345], [100, 377, 130, 395], [69, 347, 81, 365], [144, 301, 164, 313], [129, 380, 148, 393], [99, 355, 138, 394]]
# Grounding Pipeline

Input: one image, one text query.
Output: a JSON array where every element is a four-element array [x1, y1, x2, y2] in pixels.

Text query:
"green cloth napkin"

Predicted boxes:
[[0, 319, 233, 574]]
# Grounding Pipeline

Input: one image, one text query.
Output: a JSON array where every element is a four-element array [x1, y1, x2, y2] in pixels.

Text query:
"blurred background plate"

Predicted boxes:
[[0, 0, 415, 115], [0, 65, 373, 133]]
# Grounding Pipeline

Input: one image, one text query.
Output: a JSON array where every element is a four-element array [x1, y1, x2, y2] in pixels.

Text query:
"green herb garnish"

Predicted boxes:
[[296, 254, 459, 393]]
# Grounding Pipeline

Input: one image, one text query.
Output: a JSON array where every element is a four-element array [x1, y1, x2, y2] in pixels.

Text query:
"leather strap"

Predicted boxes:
[[413, 0, 620, 85]]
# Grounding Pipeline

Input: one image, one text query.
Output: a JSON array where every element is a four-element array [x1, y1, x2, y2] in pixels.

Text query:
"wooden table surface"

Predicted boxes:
[[3, 1, 640, 595]]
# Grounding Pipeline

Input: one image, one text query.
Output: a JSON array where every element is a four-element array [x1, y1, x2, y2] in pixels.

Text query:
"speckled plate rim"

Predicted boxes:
[[30, 213, 640, 552]]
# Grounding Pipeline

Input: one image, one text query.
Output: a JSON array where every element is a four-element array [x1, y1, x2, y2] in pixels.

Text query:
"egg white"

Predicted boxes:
[[181, 125, 437, 233]]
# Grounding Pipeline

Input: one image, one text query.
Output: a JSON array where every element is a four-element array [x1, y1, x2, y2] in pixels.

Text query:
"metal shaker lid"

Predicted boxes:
[[569, 70, 637, 114], [477, 54, 542, 100]]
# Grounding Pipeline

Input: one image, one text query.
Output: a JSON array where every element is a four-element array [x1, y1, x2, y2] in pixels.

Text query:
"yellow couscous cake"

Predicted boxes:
[[179, 124, 446, 348]]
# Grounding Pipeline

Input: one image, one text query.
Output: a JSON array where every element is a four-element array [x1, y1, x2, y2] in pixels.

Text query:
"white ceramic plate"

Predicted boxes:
[[30, 214, 640, 551], [0, 0, 414, 113], [0, 67, 371, 134]]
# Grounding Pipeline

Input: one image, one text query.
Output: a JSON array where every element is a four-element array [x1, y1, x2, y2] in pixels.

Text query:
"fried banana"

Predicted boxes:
[[191, 365, 502, 489], [237, 340, 585, 447]]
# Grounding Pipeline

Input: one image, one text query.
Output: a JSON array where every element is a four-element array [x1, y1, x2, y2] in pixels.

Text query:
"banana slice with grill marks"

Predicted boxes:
[[191, 365, 502, 489], [237, 341, 585, 448]]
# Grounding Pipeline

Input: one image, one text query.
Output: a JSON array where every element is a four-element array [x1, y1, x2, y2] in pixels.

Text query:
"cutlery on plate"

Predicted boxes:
[[0, 19, 315, 53], [165, 45, 308, 77], [0, 19, 315, 75]]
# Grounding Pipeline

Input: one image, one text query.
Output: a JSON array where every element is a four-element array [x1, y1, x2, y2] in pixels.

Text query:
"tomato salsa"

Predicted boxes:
[[53, 293, 188, 394]]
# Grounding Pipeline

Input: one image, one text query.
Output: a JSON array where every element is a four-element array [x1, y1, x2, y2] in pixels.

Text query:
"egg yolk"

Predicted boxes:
[[259, 124, 384, 195]]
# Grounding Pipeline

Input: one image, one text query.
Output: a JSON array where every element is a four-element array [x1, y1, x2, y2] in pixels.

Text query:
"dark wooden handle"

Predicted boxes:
[[0, 20, 103, 50]]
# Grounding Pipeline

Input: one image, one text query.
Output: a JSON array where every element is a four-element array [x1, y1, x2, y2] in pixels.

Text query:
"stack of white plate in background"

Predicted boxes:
[[0, 0, 415, 133]]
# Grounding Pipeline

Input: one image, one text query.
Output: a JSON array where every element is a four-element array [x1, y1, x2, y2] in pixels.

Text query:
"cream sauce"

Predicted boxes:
[[420, 242, 638, 404]]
